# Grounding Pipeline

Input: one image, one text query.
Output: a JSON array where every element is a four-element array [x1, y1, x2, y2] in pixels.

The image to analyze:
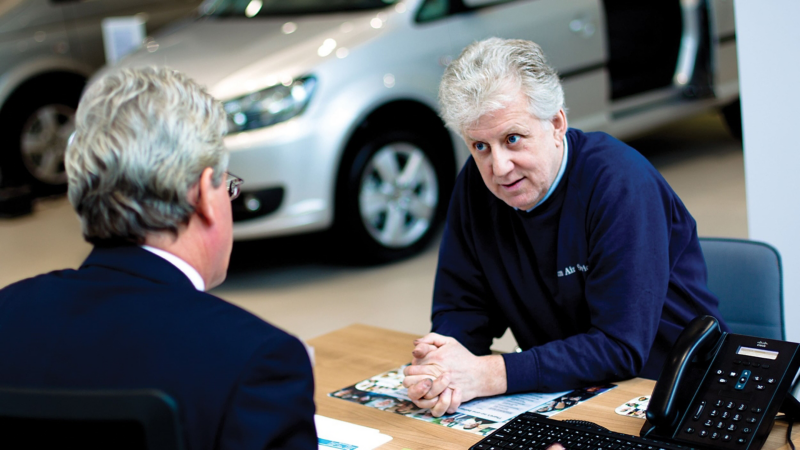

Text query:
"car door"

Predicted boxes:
[[431, 0, 610, 131]]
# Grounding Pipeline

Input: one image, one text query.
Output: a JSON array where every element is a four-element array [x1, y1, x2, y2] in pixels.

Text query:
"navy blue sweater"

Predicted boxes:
[[432, 129, 726, 394]]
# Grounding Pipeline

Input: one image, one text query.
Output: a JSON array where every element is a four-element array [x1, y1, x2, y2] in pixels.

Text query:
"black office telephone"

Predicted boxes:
[[640, 315, 800, 450]]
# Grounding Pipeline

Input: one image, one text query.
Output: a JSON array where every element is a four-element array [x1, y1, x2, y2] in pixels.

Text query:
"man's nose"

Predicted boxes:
[[492, 146, 514, 177]]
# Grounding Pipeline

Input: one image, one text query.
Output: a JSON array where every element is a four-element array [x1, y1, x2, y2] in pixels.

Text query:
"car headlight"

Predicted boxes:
[[223, 76, 317, 133]]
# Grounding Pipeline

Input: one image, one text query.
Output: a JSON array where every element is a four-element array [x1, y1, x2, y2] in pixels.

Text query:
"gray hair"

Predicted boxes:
[[439, 37, 565, 133], [65, 66, 228, 245]]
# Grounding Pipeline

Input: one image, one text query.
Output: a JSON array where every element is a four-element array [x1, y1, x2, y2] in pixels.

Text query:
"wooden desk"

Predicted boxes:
[[309, 324, 797, 450]]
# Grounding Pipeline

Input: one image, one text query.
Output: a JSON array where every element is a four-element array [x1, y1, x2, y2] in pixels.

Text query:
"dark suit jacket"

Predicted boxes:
[[0, 245, 317, 450]]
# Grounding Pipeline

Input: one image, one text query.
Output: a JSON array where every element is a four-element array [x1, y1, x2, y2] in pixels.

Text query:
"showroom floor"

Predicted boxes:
[[0, 112, 746, 352]]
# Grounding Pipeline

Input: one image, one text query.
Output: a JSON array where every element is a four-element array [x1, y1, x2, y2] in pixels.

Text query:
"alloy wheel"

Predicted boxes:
[[358, 142, 439, 249]]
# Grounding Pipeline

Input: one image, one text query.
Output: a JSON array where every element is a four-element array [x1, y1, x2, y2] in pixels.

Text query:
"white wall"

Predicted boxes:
[[734, 0, 800, 342]]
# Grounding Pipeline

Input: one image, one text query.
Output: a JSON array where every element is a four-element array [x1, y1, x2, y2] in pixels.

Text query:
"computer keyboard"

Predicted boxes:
[[469, 412, 697, 450]]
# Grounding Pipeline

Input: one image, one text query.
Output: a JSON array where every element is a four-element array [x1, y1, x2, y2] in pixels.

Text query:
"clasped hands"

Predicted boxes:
[[401, 333, 507, 417]]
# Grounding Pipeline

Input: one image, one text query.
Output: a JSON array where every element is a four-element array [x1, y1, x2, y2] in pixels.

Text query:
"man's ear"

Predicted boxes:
[[193, 167, 218, 225], [550, 109, 568, 141]]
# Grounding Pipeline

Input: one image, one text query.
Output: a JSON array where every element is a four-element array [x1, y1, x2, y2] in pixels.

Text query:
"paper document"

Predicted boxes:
[[315, 415, 392, 450], [330, 364, 615, 436]]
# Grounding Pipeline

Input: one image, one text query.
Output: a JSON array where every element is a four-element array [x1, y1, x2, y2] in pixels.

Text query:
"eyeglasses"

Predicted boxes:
[[226, 172, 244, 201]]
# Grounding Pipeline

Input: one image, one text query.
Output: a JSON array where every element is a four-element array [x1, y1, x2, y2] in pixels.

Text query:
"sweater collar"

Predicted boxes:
[[523, 134, 570, 213]]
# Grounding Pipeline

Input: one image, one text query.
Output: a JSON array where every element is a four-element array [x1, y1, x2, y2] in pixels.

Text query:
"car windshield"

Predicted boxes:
[[205, 0, 400, 17]]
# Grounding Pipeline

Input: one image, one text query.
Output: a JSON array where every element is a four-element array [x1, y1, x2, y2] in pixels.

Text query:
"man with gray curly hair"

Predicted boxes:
[[0, 67, 317, 449], [402, 38, 726, 416]]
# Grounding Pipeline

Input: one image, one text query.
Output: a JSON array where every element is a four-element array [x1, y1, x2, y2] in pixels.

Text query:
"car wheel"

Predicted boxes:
[[721, 98, 742, 141], [0, 75, 84, 193], [337, 128, 453, 263]]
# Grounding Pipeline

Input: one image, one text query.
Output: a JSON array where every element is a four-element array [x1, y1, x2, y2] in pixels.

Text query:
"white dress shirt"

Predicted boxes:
[[141, 245, 205, 291]]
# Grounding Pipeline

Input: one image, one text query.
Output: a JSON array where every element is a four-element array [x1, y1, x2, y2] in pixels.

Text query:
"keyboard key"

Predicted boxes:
[[469, 413, 692, 450]]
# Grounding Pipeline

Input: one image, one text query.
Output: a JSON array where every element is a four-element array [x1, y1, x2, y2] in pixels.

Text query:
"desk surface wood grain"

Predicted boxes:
[[309, 324, 797, 450]]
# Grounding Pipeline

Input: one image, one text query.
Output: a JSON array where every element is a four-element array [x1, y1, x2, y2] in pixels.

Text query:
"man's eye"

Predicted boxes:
[[508, 135, 520, 144], [474, 142, 488, 152]]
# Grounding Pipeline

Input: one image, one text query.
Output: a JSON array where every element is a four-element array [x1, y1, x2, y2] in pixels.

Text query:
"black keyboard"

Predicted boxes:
[[470, 412, 696, 450]]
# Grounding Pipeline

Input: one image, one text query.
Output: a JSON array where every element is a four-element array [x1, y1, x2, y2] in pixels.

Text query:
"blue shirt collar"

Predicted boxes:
[[525, 134, 569, 212]]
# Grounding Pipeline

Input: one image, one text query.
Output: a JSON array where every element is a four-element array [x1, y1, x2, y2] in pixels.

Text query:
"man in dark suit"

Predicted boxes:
[[0, 67, 317, 450]]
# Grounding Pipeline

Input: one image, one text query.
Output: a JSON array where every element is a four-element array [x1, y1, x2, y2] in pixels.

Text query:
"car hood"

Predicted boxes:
[[120, 11, 383, 100]]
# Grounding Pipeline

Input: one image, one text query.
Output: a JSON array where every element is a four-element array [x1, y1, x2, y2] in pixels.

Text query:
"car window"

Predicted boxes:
[[416, 0, 451, 23], [462, 0, 516, 9], [206, 0, 399, 17], [415, 0, 518, 24]]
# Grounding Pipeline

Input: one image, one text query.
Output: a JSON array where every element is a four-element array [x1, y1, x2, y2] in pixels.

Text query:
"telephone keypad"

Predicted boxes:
[[677, 355, 786, 449]]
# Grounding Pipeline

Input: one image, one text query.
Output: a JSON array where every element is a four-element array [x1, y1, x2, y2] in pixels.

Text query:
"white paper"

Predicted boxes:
[[315, 415, 392, 450], [456, 390, 571, 422]]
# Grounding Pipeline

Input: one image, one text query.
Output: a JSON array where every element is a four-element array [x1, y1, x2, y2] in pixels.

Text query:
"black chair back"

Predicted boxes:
[[0, 388, 185, 450]]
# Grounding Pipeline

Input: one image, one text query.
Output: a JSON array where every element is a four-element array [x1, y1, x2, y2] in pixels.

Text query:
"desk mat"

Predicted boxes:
[[330, 363, 616, 437]]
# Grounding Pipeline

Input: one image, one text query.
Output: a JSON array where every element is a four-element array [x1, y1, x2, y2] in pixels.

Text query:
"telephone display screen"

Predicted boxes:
[[737, 346, 779, 360]]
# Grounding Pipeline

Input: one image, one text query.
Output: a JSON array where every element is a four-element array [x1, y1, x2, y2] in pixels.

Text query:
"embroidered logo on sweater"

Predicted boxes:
[[557, 263, 588, 277]]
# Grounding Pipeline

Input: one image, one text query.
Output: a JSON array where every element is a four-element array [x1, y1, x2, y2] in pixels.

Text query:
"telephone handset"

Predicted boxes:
[[640, 315, 800, 450]]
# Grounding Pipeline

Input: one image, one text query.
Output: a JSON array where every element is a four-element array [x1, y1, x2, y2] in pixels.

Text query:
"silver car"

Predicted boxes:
[[0, 0, 201, 193], [113, 0, 739, 262]]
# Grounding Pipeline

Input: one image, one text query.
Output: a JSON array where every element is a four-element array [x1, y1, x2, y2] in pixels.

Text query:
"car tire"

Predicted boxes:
[[721, 98, 742, 141], [336, 127, 454, 264], [0, 75, 85, 194]]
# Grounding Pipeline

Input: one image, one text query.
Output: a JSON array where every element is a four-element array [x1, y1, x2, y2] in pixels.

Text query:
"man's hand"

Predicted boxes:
[[402, 333, 507, 416]]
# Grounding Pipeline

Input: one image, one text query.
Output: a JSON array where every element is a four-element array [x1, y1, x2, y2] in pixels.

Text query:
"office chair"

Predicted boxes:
[[0, 387, 185, 450], [699, 237, 784, 340]]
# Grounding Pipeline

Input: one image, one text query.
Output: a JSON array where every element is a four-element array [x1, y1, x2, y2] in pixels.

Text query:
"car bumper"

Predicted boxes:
[[225, 118, 337, 241]]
